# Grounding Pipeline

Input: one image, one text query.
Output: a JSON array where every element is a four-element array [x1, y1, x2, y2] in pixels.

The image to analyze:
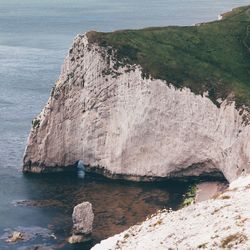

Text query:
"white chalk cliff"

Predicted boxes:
[[23, 34, 250, 182]]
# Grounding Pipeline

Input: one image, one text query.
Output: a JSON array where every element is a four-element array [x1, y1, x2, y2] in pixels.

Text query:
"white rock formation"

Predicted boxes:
[[72, 201, 94, 235], [92, 175, 250, 250], [23, 33, 250, 182], [68, 201, 94, 244]]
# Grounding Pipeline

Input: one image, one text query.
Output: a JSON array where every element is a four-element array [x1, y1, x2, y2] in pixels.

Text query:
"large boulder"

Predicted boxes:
[[72, 201, 94, 235], [68, 202, 94, 244]]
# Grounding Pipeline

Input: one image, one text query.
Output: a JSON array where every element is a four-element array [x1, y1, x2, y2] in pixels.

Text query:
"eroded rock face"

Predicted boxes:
[[23, 34, 250, 182]]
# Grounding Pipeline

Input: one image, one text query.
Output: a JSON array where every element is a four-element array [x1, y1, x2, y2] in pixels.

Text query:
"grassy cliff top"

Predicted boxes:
[[87, 6, 250, 108]]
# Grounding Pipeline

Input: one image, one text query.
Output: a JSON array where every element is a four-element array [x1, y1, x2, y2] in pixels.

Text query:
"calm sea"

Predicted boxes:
[[0, 1, 249, 249]]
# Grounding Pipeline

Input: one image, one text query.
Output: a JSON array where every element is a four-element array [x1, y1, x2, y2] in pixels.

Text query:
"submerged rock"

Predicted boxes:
[[68, 234, 91, 244], [6, 231, 23, 243], [68, 201, 94, 244], [19, 246, 54, 250], [1, 226, 52, 244], [14, 199, 64, 208]]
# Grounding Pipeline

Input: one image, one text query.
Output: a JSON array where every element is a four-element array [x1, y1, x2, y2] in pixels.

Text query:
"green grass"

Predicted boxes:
[[87, 5, 250, 108], [32, 118, 40, 129], [181, 184, 197, 207]]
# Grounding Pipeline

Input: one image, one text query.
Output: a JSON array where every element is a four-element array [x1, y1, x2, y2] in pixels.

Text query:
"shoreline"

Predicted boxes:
[[195, 181, 228, 203], [23, 161, 227, 183]]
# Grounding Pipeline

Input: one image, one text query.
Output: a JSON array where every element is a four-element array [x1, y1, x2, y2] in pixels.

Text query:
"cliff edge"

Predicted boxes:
[[23, 6, 250, 182], [92, 175, 250, 249]]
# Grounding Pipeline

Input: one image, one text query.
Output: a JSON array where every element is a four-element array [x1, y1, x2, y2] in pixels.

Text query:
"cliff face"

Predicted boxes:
[[23, 34, 250, 182]]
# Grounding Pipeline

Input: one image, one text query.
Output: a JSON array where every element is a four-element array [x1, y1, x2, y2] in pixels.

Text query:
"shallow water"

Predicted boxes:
[[0, 172, 190, 249], [0, 0, 250, 249]]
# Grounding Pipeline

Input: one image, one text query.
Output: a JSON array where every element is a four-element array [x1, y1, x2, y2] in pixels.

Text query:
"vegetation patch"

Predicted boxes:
[[181, 184, 197, 207], [123, 233, 130, 239], [221, 233, 247, 248], [219, 195, 231, 200], [32, 118, 40, 129], [152, 218, 163, 227], [87, 6, 250, 108], [50, 86, 55, 97], [197, 242, 208, 249], [211, 204, 230, 215]]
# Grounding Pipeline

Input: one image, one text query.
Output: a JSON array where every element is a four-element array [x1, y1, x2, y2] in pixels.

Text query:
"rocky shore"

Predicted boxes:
[[92, 175, 250, 249]]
